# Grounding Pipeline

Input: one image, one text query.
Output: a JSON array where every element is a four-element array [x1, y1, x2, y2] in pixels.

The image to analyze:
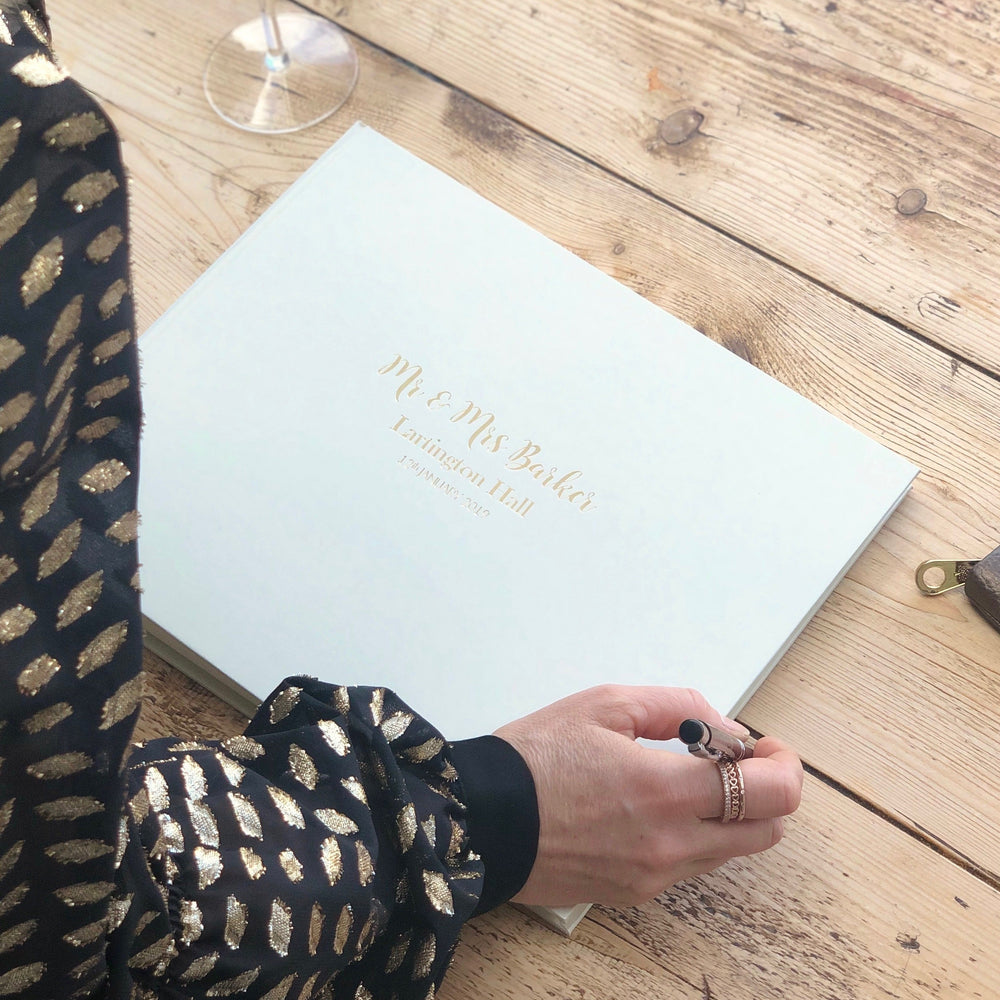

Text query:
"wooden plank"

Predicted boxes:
[[48, 0, 1000, 877], [305, 0, 1000, 374], [137, 647, 1000, 1000], [444, 775, 1000, 1000]]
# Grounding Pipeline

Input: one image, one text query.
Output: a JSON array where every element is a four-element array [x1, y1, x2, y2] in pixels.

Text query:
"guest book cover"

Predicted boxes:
[[137, 123, 917, 934]]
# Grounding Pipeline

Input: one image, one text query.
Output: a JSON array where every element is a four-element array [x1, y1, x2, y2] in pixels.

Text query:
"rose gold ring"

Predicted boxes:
[[716, 759, 746, 823]]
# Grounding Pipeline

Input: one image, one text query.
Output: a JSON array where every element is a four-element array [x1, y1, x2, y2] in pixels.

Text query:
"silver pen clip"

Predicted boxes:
[[914, 559, 980, 596]]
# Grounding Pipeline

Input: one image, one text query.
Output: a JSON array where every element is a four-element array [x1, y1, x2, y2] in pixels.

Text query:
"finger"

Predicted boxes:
[[606, 685, 748, 742], [684, 753, 802, 821], [694, 817, 786, 860]]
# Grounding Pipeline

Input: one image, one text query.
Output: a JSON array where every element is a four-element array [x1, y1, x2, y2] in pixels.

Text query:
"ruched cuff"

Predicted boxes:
[[449, 735, 539, 915]]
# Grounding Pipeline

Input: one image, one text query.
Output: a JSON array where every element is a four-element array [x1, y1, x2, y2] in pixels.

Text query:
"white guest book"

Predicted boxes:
[[138, 123, 917, 934]]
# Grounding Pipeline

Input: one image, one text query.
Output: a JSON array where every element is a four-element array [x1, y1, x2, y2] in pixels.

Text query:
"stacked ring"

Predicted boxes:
[[716, 759, 747, 823]]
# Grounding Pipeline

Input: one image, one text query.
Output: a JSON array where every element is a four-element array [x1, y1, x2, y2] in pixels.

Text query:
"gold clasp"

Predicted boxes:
[[915, 559, 979, 595]]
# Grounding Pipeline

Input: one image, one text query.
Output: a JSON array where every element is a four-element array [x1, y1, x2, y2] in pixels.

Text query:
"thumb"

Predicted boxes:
[[622, 686, 749, 742]]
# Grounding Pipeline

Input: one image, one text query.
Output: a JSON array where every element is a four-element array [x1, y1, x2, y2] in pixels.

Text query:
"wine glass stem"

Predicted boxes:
[[260, 0, 291, 73]]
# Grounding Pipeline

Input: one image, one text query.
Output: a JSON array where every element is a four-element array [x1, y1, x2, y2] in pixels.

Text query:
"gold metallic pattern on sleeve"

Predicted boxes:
[[92, 330, 131, 365], [269, 685, 302, 724], [332, 905, 352, 956], [0, 555, 16, 585], [446, 819, 465, 862], [0, 799, 12, 838], [42, 390, 71, 458], [180, 952, 219, 982], [354, 986, 373, 1000], [187, 801, 220, 848], [403, 738, 445, 763], [128, 931, 176, 971], [307, 903, 324, 956], [0, 391, 34, 433], [0, 117, 19, 172], [356, 843, 374, 886], [216, 753, 246, 787], [63, 917, 107, 948], [56, 571, 103, 630], [54, 881, 115, 907], [228, 792, 263, 839], [19, 6, 49, 44], [10, 52, 68, 87], [179, 900, 204, 946], [85, 224, 124, 264], [224, 896, 249, 950], [69, 952, 103, 982], [0, 842, 23, 880], [221, 736, 264, 761], [156, 814, 184, 856], [396, 804, 417, 852], [421, 818, 436, 849], [413, 933, 436, 980], [265, 786, 305, 829], [0, 884, 29, 918], [84, 374, 130, 408], [76, 620, 128, 677], [22, 701, 72, 734], [239, 847, 266, 880], [206, 969, 260, 998], [386, 930, 411, 974], [20, 469, 58, 529], [37, 519, 82, 580], [17, 654, 60, 695], [97, 277, 128, 318], [99, 673, 144, 729], [45, 839, 114, 865], [63, 170, 119, 214], [0, 11, 10, 44], [103, 510, 138, 547], [340, 777, 367, 805], [0, 334, 25, 373], [317, 718, 350, 756], [46, 295, 83, 362], [319, 836, 343, 886], [333, 686, 350, 716], [288, 744, 318, 790], [314, 809, 358, 836], [278, 849, 303, 883], [21, 236, 63, 306], [1, 441, 35, 482], [261, 974, 296, 1000], [380, 712, 414, 742], [106, 893, 133, 933], [268, 898, 293, 957], [369, 688, 384, 726], [45, 344, 80, 407], [181, 756, 208, 801], [190, 846, 221, 891], [79, 459, 129, 494], [26, 752, 92, 779], [144, 767, 170, 812], [35, 796, 103, 821], [43, 112, 108, 151], [421, 871, 455, 916], [77, 416, 121, 444], [0, 963, 45, 994], [0, 178, 37, 250]]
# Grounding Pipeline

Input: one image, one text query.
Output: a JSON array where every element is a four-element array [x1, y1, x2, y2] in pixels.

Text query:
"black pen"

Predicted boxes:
[[679, 718, 754, 762]]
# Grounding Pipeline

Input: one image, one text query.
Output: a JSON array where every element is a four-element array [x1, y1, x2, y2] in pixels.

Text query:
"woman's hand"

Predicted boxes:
[[495, 685, 803, 906]]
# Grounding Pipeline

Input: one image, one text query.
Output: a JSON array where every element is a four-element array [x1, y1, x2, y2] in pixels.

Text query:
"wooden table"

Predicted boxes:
[[52, 0, 1000, 996]]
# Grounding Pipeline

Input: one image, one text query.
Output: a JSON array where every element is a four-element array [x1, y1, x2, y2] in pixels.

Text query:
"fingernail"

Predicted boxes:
[[722, 716, 750, 738]]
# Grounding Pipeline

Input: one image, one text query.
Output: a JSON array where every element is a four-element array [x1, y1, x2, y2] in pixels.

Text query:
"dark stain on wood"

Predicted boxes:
[[443, 92, 522, 154], [950, 358, 961, 376], [955, 896, 969, 908], [701, 974, 713, 999], [896, 188, 927, 215], [722, 332, 758, 367], [658, 109, 704, 145], [826, 1, 838, 11], [774, 110, 813, 129], [917, 292, 962, 321], [896, 933, 921, 952], [612, 242, 626, 255]]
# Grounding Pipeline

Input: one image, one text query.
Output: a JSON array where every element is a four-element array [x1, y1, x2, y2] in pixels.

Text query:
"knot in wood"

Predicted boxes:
[[658, 109, 704, 145], [896, 188, 927, 216]]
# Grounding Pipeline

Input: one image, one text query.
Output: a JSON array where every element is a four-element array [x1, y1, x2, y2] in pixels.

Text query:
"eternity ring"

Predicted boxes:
[[716, 759, 747, 823]]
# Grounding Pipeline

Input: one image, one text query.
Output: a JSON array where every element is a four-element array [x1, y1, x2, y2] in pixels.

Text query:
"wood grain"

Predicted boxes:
[[305, 0, 1000, 375], [47, 0, 1000, 876], [46, 2, 1000, 988]]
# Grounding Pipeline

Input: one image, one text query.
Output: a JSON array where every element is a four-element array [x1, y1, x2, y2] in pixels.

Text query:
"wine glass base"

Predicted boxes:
[[204, 8, 359, 134]]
